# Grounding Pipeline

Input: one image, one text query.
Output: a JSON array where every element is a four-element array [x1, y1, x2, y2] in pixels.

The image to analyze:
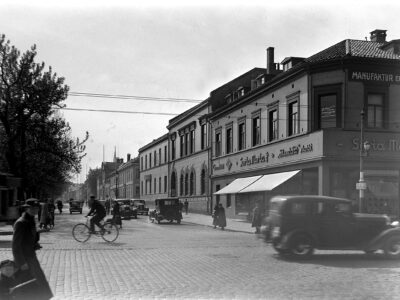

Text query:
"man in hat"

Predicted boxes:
[[12, 199, 53, 300], [86, 195, 107, 233]]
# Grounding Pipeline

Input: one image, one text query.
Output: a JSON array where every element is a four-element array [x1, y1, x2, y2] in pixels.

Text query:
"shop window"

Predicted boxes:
[[226, 194, 231, 208], [215, 129, 222, 157], [226, 126, 233, 154], [268, 109, 278, 142], [171, 172, 176, 197], [252, 111, 261, 146], [238, 119, 246, 151], [367, 93, 384, 128]]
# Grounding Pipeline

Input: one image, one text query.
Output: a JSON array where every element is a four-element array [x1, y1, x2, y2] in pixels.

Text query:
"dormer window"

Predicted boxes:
[[237, 87, 245, 97], [260, 76, 265, 85], [225, 93, 232, 104]]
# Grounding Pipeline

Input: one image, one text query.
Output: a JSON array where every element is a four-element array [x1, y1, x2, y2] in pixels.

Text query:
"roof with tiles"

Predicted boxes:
[[305, 39, 400, 64]]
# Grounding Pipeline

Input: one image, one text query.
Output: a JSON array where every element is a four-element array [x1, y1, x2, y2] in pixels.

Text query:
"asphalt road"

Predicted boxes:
[[1, 208, 400, 299]]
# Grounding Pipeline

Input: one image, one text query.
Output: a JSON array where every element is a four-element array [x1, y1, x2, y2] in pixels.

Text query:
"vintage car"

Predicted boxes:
[[115, 199, 138, 220], [132, 199, 149, 215], [149, 197, 182, 224], [69, 200, 84, 214], [263, 195, 400, 259]]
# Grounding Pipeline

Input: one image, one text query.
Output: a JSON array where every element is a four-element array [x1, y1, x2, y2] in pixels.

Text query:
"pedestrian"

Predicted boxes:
[[184, 199, 189, 215], [212, 204, 219, 229], [112, 200, 122, 229], [12, 199, 53, 300], [251, 201, 262, 234], [0, 260, 17, 299], [48, 199, 55, 229], [217, 203, 226, 230], [39, 200, 49, 230], [179, 200, 184, 213], [56, 200, 63, 214]]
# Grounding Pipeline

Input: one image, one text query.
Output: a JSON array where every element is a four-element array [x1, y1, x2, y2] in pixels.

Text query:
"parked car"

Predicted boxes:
[[263, 195, 400, 259], [149, 197, 182, 224], [69, 200, 83, 214], [115, 199, 137, 220], [132, 199, 149, 215]]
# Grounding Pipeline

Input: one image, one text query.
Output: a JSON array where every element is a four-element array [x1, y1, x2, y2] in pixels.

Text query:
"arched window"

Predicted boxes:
[[171, 172, 176, 196], [185, 173, 189, 195], [190, 170, 195, 195], [201, 168, 206, 195], [180, 174, 184, 196]]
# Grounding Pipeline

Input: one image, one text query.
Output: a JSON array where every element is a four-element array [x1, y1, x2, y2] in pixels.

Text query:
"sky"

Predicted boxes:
[[1, 0, 399, 183]]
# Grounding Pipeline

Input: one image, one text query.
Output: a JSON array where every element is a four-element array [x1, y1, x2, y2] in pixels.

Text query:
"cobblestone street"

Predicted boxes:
[[1, 209, 400, 299]]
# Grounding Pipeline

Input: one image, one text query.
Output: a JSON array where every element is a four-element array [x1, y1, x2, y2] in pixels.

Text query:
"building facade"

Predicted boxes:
[[109, 154, 140, 199], [167, 100, 212, 213], [210, 30, 400, 219], [139, 134, 169, 205]]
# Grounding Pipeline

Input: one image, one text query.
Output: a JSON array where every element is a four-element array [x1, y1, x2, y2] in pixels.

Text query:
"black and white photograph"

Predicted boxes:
[[1, 0, 400, 299]]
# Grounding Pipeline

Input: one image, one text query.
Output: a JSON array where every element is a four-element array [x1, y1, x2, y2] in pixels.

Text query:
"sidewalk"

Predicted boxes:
[[182, 212, 254, 234]]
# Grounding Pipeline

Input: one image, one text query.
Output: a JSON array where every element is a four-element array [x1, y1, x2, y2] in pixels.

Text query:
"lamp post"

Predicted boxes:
[[358, 109, 371, 213]]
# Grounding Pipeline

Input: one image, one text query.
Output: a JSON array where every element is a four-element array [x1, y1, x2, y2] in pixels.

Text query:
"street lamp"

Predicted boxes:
[[358, 109, 371, 213]]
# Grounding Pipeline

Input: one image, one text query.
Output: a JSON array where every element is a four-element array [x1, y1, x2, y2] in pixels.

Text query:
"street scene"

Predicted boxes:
[[2, 205, 400, 299], [1, 1, 400, 299]]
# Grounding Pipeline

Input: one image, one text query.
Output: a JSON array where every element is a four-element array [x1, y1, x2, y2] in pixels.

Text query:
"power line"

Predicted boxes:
[[68, 91, 203, 103], [60, 107, 180, 116]]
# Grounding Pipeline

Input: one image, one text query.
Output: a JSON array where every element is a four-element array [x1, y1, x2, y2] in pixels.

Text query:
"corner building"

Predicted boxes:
[[210, 30, 400, 219]]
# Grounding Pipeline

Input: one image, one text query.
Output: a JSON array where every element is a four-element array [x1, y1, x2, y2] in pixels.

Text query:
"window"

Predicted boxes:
[[268, 109, 278, 141], [154, 178, 156, 194], [180, 174, 184, 196], [201, 123, 207, 150], [238, 120, 246, 151], [367, 93, 384, 128], [190, 130, 195, 154], [180, 134, 185, 157], [290, 202, 307, 215], [314, 85, 341, 130], [226, 127, 233, 154], [154, 151, 157, 166], [190, 171, 195, 195], [171, 172, 177, 197], [159, 148, 161, 165], [185, 173, 189, 195], [145, 155, 147, 169], [185, 132, 189, 156], [288, 100, 299, 136], [201, 168, 206, 194], [149, 153, 152, 168], [227, 194, 231, 208], [140, 157, 143, 171], [215, 130, 222, 157], [252, 113, 261, 146], [164, 176, 167, 193], [164, 146, 167, 163], [171, 138, 176, 160]]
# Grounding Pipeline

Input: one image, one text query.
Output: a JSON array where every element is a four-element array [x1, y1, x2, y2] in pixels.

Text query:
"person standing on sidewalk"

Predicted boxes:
[[251, 201, 262, 234], [184, 199, 189, 215], [212, 204, 219, 229], [12, 199, 53, 300], [217, 203, 226, 230]]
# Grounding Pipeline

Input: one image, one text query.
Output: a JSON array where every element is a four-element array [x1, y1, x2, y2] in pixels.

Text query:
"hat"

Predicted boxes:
[[22, 199, 40, 208], [0, 259, 15, 268]]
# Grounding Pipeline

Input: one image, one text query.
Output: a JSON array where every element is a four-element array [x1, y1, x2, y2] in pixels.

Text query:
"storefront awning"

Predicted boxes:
[[214, 175, 262, 195], [238, 170, 300, 193]]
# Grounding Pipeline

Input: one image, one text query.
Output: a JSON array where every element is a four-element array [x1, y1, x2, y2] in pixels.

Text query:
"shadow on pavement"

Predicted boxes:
[[274, 252, 400, 268]]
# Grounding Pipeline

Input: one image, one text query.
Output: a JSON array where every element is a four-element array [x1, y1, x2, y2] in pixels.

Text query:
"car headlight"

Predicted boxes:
[[271, 227, 280, 238], [391, 220, 400, 227]]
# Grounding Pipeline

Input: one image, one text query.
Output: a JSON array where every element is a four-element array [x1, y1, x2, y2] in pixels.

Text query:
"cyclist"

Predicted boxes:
[[86, 195, 106, 233]]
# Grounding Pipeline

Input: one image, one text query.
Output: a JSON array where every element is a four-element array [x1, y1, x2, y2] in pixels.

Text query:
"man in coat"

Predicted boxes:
[[251, 201, 262, 234], [12, 199, 53, 300]]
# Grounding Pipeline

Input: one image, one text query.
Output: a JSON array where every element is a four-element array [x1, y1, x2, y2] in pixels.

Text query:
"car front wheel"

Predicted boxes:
[[289, 234, 314, 258], [384, 235, 400, 259]]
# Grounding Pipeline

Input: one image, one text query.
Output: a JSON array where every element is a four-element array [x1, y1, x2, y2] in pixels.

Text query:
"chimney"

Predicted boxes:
[[370, 29, 387, 43], [127, 153, 131, 161], [267, 47, 275, 75]]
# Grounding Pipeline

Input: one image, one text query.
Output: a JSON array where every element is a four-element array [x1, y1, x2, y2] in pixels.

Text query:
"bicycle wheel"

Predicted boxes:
[[101, 222, 119, 243], [72, 223, 91, 242]]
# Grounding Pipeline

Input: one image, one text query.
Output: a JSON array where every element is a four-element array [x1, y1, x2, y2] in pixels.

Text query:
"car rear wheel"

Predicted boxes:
[[384, 235, 400, 259], [289, 234, 314, 258]]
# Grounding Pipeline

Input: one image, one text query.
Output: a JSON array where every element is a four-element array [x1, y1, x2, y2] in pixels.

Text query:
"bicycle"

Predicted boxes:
[[72, 216, 119, 243]]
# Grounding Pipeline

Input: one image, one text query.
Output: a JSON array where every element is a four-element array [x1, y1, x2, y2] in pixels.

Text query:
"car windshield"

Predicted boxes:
[[133, 200, 145, 205], [117, 200, 131, 205]]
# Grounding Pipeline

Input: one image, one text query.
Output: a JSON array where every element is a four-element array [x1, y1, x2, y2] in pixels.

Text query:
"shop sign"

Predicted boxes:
[[349, 69, 400, 84], [352, 138, 400, 152]]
